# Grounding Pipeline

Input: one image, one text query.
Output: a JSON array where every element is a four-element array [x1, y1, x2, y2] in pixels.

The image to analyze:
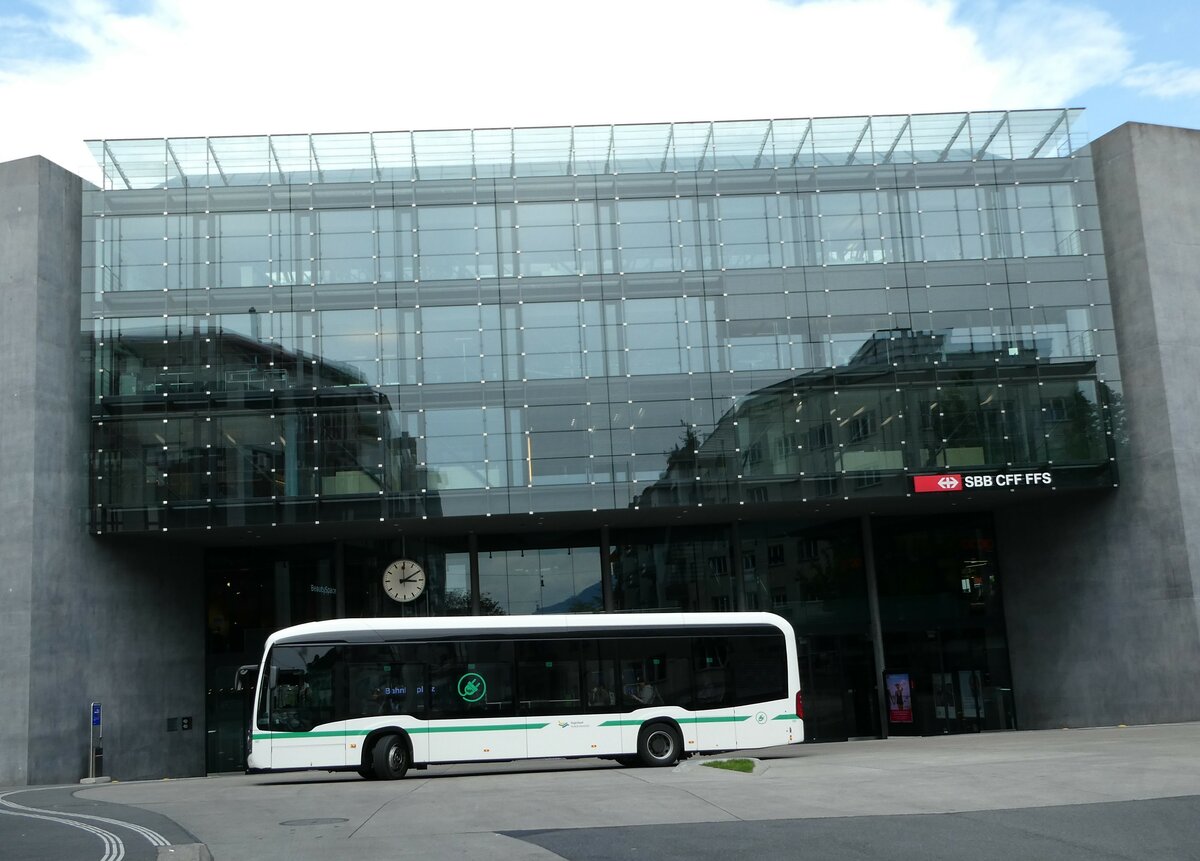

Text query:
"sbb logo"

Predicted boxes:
[[912, 474, 963, 493], [913, 471, 1055, 493]]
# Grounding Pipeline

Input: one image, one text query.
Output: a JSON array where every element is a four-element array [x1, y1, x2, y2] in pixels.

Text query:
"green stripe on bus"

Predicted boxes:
[[413, 723, 548, 734], [773, 713, 799, 720], [597, 716, 750, 728], [253, 723, 543, 741], [252, 731, 348, 740]]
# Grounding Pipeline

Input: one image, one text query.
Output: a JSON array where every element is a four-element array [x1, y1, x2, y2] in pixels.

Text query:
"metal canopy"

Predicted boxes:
[[85, 109, 1084, 191]]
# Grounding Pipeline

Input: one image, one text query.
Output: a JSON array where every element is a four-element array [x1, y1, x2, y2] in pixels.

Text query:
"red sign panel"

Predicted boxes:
[[913, 474, 963, 493]]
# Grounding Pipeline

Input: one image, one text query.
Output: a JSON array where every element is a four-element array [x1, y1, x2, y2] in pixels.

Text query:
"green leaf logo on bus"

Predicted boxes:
[[457, 672, 487, 703]]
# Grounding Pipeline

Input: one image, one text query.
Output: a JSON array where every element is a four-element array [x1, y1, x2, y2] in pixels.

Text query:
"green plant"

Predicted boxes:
[[701, 758, 754, 773]]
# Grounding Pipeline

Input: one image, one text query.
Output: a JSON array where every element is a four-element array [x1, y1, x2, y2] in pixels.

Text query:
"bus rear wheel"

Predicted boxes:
[[371, 734, 410, 780], [637, 723, 681, 767]]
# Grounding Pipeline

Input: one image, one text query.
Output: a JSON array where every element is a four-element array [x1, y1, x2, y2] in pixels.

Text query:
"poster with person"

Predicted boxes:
[[886, 673, 913, 723]]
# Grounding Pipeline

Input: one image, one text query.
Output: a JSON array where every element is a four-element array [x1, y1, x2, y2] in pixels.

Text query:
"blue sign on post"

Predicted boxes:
[[91, 703, 102, 727]]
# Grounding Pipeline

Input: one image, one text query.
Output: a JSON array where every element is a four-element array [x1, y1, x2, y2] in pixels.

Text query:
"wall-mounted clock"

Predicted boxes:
[[382, 559, 426, 603]]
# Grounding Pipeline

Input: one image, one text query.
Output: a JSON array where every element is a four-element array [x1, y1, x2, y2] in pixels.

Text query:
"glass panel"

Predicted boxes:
[[479, 547, 602, 615], [472, 128, 513, 178], [262, 645, 341, 732], [428, 640, 515, 718], [517, 639, 583, 715], [618, 637, 692, 710], [514, 126, 572, 177]]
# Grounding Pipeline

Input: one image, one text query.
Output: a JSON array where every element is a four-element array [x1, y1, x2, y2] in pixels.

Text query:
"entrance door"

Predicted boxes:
[[883, 628, 1015, 736], [797, 634, 880, 741]]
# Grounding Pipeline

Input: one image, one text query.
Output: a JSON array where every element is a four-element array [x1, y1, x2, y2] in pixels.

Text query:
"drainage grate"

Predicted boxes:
[[279, 818, 349, 826]]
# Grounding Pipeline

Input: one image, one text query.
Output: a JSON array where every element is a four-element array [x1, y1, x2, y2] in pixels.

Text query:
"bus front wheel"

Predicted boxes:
[[637, 723, 681, 767], [372, 734, 410, 780]]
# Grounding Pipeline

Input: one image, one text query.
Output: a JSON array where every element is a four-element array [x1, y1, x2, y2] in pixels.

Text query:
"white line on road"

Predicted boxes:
[[0, 788, 174, 859], [0, 799, 124, 861]]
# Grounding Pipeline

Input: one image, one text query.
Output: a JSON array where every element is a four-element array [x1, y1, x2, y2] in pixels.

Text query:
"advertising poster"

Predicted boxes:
[[885, 673, 913, 723]]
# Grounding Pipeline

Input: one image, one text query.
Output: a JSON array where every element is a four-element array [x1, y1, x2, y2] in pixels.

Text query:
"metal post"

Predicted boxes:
[[861, 515, 890, 739], [89, 702, 103, 779]]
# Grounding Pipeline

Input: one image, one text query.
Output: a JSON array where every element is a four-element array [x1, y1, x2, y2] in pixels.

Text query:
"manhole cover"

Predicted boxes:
[[280, 818, 349, 826]]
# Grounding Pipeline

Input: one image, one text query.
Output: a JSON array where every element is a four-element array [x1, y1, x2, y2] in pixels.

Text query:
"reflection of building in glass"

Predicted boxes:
[[91, 324, 438, 532], [634, 327, 1111, 510]]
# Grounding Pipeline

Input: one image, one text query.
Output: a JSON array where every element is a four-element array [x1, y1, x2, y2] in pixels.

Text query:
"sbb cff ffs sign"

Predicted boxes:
[[912, 472, 1053, 493]]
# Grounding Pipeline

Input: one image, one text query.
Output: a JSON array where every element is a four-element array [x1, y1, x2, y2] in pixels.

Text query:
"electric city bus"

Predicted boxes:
[[247, 612, 803, 779]]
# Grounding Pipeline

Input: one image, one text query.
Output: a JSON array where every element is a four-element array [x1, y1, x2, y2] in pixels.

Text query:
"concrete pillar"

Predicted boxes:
[[0, 157, 205, 784], [997, 124, 1200, 728]]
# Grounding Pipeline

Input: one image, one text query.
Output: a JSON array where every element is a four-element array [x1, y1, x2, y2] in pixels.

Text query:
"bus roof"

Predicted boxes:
[[266, 612, 793, 649]]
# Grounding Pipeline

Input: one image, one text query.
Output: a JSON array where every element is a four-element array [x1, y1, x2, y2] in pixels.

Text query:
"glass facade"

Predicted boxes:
[[85, 110, 1120, 764], [85, 110, 1117, 533]]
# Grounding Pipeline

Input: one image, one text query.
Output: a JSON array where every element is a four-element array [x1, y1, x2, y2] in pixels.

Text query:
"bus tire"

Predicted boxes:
[[637, 722, 681, 767], [372, 734, 410, 780], [358, 767, 379, 780]]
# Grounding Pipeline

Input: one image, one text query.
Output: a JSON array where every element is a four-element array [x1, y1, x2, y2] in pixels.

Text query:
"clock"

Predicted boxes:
[[382, 559, 426, 603]]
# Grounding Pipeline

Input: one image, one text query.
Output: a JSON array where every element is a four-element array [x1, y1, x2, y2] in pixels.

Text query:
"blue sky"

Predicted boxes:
[[952, 0, 1200, 136], [1, 0, 1197, 181]]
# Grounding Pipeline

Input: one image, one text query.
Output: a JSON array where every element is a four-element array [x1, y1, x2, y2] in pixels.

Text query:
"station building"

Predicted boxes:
[[2, 110, 1199, 784]]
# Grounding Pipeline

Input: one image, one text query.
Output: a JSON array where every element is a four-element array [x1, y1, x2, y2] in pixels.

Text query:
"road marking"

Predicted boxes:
[[0, 798, 124, 861], [0, 788, 173, 858]]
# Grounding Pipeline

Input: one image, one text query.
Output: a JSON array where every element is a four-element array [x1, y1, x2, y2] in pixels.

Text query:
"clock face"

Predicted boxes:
[[382, 559, 426, 603]]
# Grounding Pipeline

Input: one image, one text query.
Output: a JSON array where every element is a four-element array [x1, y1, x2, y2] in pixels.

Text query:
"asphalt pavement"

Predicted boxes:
[[4, 722, 1200, 860]]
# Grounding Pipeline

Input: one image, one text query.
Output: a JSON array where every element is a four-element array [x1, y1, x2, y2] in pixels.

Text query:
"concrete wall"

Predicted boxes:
[[997, 123, 1200, 728], [0, 157, 205, 785]]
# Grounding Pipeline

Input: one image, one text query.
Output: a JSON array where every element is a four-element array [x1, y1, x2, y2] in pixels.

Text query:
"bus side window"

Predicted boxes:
[[693, 636, 733, 707], [428, 640, 515, 719], [729, 633, 788, 706], [344, 643, 430, 720], [582, 640, 618, 710], [516, 639, 582, 715], [618, 638, 692, 710]]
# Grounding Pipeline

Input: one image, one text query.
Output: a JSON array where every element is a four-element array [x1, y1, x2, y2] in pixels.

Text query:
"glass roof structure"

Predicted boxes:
[[87, 109, 1085, 191]]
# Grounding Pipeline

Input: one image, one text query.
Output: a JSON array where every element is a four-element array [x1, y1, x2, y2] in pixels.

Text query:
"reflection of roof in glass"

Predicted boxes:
[[86, 109, 1085, 191]]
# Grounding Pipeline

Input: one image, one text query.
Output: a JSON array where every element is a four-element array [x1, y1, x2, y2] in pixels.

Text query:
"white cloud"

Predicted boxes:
[[0, 0, 1149, 182], [1123, 62, 1200, 99], [966, 1, 1130, 105]]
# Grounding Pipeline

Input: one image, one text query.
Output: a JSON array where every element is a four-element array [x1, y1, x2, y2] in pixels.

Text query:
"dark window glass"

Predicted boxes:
[[693, 637, 735, 707], [345, 643, 428, 720], [582, 639, 619, 710], [619, 637, 693, 710], [428, 640, 515, 718], [259, 645, 343, 732], [516, 640, 583, 715], [729, 634, 788, 704]]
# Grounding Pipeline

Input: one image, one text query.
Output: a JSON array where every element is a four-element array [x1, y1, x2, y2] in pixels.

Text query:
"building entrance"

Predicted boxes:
[[201, 512, 1016, 770], [873, 514, 1016, 736]]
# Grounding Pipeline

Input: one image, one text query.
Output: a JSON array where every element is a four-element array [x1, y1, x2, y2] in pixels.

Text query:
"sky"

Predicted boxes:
[[0, 0, 1197, 183]]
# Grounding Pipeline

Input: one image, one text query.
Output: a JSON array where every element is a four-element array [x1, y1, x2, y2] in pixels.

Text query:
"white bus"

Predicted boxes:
[[247, 612, 803, 779]]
